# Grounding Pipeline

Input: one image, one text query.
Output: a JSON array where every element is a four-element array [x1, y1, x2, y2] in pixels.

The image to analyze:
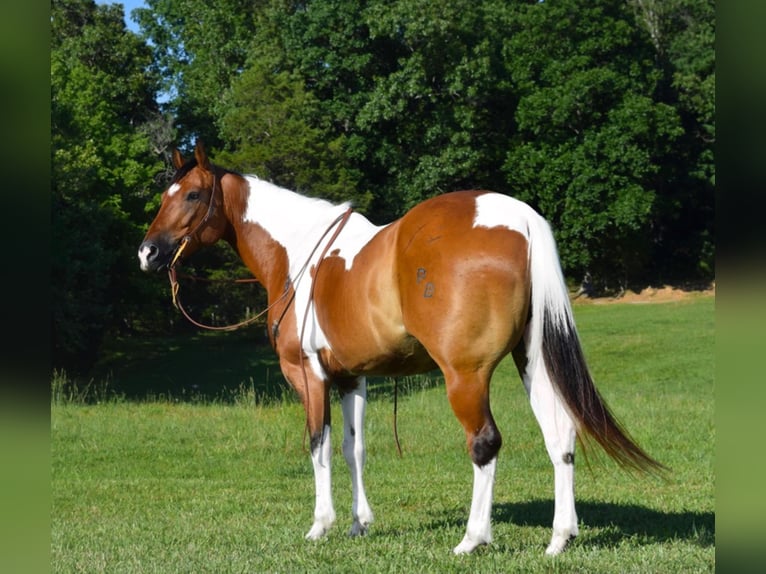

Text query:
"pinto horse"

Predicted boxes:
[[138, 141, 663, 555]]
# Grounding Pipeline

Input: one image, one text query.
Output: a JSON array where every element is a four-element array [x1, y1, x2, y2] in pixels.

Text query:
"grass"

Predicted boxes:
[[51, 296, 714, 572]]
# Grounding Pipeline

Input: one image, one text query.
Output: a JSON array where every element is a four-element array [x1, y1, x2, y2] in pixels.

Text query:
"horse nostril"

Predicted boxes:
[[138, 241, 160, 270], [139, 241, 158, 260]]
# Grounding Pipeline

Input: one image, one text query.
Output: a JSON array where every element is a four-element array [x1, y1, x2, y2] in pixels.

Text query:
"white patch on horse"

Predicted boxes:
[[241, 176, 383, 361], [454, 457, 497, 554], [167, 183, 181, 197], [306, 424, 336, 540], [472, 193, 530, 237], [137, 245, 152, 271]]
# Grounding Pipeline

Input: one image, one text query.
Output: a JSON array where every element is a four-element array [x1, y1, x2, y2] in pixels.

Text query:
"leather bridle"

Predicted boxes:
[[168, 168, 221, 269]]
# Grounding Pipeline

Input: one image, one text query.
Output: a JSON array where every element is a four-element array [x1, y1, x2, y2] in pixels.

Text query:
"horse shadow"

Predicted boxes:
[[422, 499, 714, 549]]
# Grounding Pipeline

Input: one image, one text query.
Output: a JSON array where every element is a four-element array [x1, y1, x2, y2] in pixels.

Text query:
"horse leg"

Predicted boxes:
[[443, 368, 502, 555], [280, 358, 336, 540], [306, 418, 335, 540], [340, 377, 374, 536], [515, 347, 578, 555]]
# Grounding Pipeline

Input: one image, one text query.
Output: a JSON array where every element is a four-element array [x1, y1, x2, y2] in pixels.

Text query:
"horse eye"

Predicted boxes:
[[186, 191, 201, 201]]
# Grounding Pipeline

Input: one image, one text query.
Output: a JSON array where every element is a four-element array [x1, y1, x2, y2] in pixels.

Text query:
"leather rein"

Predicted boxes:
[[164, 175, 401, 456], [166, 169, 353, 332]]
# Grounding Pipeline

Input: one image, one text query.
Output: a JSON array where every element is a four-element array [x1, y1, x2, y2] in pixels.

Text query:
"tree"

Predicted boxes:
[[134, 0, 259, 148], [51, 0, 165, 372], [220, 0, 516, 221], [356, 0, 517, 221], [629, 0, 715, 279], [217, 52, 368, 209], [502, 0, 684, 288], [129, 0, 713, 290]]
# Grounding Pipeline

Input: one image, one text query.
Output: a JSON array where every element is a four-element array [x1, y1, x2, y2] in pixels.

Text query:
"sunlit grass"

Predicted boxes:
[[51, 297, 714, 572]]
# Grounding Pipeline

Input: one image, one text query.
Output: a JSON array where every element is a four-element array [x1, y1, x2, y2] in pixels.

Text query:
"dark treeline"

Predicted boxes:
[[51, 0, 714, 374]]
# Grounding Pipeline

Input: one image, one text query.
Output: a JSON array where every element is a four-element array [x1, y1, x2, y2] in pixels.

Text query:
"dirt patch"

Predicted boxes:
[[573, 282, 715, 305]]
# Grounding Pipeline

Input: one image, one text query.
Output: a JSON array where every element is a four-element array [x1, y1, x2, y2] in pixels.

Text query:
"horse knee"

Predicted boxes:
[[471, 423, 502, 467]]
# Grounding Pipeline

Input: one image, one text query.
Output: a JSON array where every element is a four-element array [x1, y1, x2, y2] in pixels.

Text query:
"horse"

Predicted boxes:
[[138, 141, 664, 555]]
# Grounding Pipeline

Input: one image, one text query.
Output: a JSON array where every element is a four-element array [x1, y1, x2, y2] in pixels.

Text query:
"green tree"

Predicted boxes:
[[134, 0, 258, 147], [503, 0, 684, 288], [356, 0, 516, 220], [219, 0, 515, 221], [51, 0, 165, 372], [128, 0, 713, 291], [218, 56, 368, 208], [630, 0, 715, 279]]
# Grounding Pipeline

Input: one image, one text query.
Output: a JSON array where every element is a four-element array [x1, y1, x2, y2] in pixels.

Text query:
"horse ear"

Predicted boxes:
[[194, 140, 211, 172], [171, 148, 185, 170]]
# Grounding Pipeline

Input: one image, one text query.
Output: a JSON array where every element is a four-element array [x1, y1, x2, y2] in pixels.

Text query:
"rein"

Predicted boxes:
[[166, 205, 354, 334], [167, 267, 272, 332], [165, 199, 402, 456]]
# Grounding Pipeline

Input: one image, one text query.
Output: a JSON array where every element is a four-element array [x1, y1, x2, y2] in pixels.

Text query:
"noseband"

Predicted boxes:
[[169, 169, 221, 269]]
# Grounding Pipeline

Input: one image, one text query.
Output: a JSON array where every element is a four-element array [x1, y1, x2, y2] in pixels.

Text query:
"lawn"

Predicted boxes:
[[51, 296, 714, 573]]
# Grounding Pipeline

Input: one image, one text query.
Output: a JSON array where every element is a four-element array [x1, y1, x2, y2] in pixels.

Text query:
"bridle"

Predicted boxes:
[[165, 166, 272, 331], [168, 168, 222, 269], [166, 165, 353, 333], [161, 178, 400, 454]]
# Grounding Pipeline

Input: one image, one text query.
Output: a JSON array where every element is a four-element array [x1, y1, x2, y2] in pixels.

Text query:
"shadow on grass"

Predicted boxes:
[[80, 331, 444, 404], [423, 499, 714, 548], [498, 499, 714, 547]]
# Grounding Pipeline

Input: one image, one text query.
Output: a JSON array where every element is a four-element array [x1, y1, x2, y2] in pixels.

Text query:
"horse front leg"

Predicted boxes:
[[341, 377, 374, 536], [281, 357, 336, 540], [306, 420, 335, 540]]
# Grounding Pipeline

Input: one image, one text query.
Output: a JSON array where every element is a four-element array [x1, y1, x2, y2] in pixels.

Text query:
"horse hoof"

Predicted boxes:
[[305, 522, 331, 541], [545, 532, 576, 556], [453, 535, 489, 555], [348, 520, 369, 537]]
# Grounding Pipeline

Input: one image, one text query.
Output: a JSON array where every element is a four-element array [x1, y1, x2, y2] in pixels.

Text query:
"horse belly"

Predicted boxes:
[[333, 332, 437, 376], [315, 227, 438, 377], [318, 274, 437, 376]]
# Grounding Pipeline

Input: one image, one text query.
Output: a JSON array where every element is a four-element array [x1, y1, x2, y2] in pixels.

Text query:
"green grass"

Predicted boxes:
[[51, 297, 714, 572]]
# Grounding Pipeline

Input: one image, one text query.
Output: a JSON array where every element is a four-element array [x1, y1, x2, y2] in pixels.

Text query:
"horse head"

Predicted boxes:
[[138, 141, 229, 272]]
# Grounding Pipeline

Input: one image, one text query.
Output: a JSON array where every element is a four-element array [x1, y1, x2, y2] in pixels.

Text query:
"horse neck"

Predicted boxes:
[[223, 174, 351, 299]]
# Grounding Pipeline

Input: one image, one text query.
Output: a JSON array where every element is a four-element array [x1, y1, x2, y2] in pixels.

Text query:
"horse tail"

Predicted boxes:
[[523, 207, 666, 475]]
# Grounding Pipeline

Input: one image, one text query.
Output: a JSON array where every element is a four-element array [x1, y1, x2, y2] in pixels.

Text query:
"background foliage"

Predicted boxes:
[[51, 0, 714, 374]]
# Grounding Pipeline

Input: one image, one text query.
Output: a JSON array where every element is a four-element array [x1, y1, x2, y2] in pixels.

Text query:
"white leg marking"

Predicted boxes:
[[306, 424, 336, 540], [342, 377, 374, 536], [525, 359, 578, 555], [453, 457, 497, 555]]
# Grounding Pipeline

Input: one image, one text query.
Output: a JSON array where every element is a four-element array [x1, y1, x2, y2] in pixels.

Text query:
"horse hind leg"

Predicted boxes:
[[442, 369, 503, 555], [340, 377, 374, 536], [515, 348, 578, 555]]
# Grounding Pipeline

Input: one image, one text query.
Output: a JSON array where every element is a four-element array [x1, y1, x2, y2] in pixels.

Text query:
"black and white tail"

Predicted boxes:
[[523, 207, 666, 474]]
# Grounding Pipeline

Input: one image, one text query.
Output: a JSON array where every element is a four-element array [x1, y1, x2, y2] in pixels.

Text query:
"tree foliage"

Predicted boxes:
[[51, 0, 166, 371], [502, 0, 685, 284], [134, 0, 258, 148], [51, 0, 715, 373]]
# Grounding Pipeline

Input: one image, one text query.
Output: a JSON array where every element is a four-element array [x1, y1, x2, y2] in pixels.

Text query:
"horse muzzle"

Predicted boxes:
[[138, 237, 175, 272]]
